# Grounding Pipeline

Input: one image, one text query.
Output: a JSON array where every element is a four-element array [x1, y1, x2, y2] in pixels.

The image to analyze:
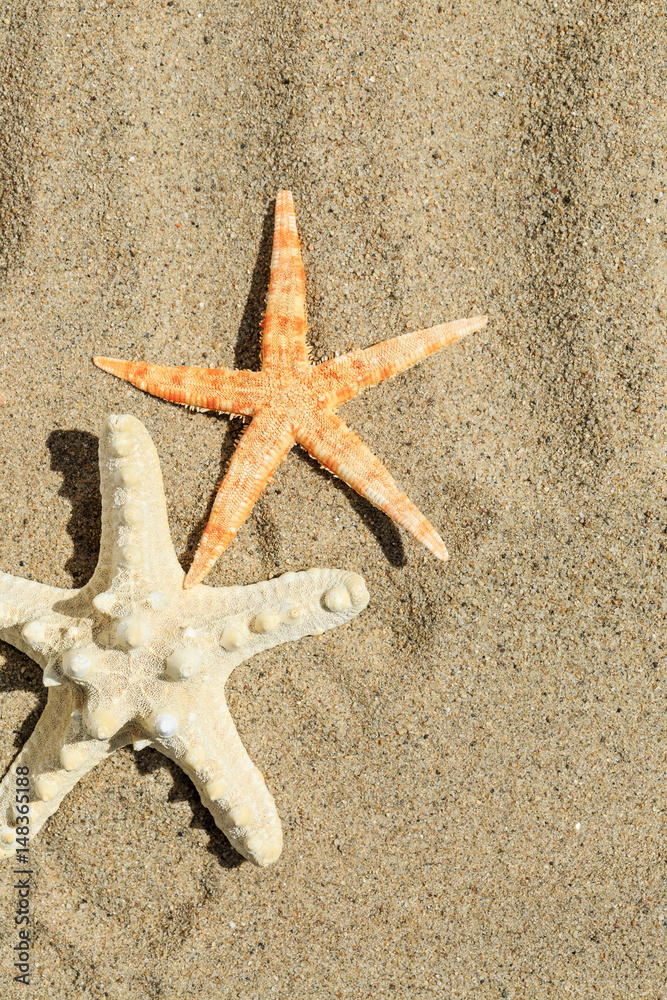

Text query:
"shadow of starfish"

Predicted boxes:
[[134, 746, 244, 869], [47, 428, 101, 587], [0, 429, 102, 736]]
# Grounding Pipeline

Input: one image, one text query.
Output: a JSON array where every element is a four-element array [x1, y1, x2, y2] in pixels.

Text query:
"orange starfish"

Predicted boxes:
[[95, 191, 487, 588]]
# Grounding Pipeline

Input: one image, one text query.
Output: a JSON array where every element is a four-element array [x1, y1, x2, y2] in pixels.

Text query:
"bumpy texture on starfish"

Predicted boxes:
[[95, 191, 487, 587], [0, 415, 369, 866]]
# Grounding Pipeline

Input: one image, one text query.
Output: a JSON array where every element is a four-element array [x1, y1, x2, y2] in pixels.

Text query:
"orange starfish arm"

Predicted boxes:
[[260, 191, 310, 376], [308, 315, 487, 406], [93, 358, 264, 416], [296, 410, 449, 561], [184, 411, 295, 588]]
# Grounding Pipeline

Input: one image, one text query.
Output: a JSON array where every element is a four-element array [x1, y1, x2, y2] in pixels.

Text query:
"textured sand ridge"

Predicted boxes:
[[0, 2, 665, 998]]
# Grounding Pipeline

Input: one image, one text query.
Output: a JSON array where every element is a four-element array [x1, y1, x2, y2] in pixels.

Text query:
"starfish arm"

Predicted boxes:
[[184, 411, 295, 588], [82, 414, 186, 597], [0, 686, 122, 858], [193, 566, 371, 677], [308, 315, 487, 405], [0, 572, 75, 666], [156, 567, 370, 865], [93, 358, 264, 416], [296, 410, 449, 560], [158, 704, 283, 867], [260, 190, 310, 375]]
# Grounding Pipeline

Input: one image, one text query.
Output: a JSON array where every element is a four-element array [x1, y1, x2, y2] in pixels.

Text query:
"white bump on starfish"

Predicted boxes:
[[166, 647, 202, 681], [148, 591, 168, 611], [33, 777, 57, 802], [324, 586, 351, 612], [22, 619, 48, 645], [149, 711, 179, 739], [92, 591, 117, 615], [115, 613, 151, 649], [253, 612, 280, 634], [87, 709, 122, 741], [205, 778, 227, 800], [120, 544, 142, 567], [220, 626, 244, 651], [60, 745, 88, 771], [0, 414, 369, 867], [61, 647, 97, 680], [184, 746, 206, 769], [121, 502, 143, 526]]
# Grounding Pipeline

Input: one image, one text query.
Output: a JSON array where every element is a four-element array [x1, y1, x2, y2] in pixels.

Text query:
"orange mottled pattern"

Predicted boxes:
[[94, 191, 487, 588], [261, 190, 310, 375]]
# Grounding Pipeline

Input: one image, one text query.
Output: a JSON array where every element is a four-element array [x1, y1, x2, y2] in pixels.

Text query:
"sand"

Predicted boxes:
[[0, 0, 665, 996]]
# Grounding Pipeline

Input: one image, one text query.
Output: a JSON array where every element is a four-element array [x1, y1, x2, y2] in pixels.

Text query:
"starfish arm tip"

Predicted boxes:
[[452, 314, 488, 337], [93, 413, 184, 589], [182, 569, 203, 590], [174, 721, 284, 866], [92, 356, 122, 377], [426, 537, 449, 562]]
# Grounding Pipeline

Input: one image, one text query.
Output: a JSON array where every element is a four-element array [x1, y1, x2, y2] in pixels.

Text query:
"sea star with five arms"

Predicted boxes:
[[0, 414, 369, 866], [94, 191, 487, 588]]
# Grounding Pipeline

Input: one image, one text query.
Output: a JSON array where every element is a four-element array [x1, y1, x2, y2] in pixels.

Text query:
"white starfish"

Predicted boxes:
[[0, 414, 369, 866]]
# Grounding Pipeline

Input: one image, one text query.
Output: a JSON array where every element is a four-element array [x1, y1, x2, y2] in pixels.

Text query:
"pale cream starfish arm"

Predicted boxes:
[[162, 700, 283, 863], [308, 316, 487, 405], [0, 574, 70, 634], [92, 360, 267, 416], [194, 566, 371, 674], [0, 685, 123, 855], [297, 409, 449, 559], [0, 573, 76, 672], [161, 565, 369, 865]]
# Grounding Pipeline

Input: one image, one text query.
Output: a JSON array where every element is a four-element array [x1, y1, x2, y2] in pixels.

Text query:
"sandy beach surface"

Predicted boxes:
[[0, 1, 665, 997]]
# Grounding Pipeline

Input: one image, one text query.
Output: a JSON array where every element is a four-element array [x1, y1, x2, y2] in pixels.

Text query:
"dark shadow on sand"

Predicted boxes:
[[134, 747, 245, 870], [47, 428, 102, 588]]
